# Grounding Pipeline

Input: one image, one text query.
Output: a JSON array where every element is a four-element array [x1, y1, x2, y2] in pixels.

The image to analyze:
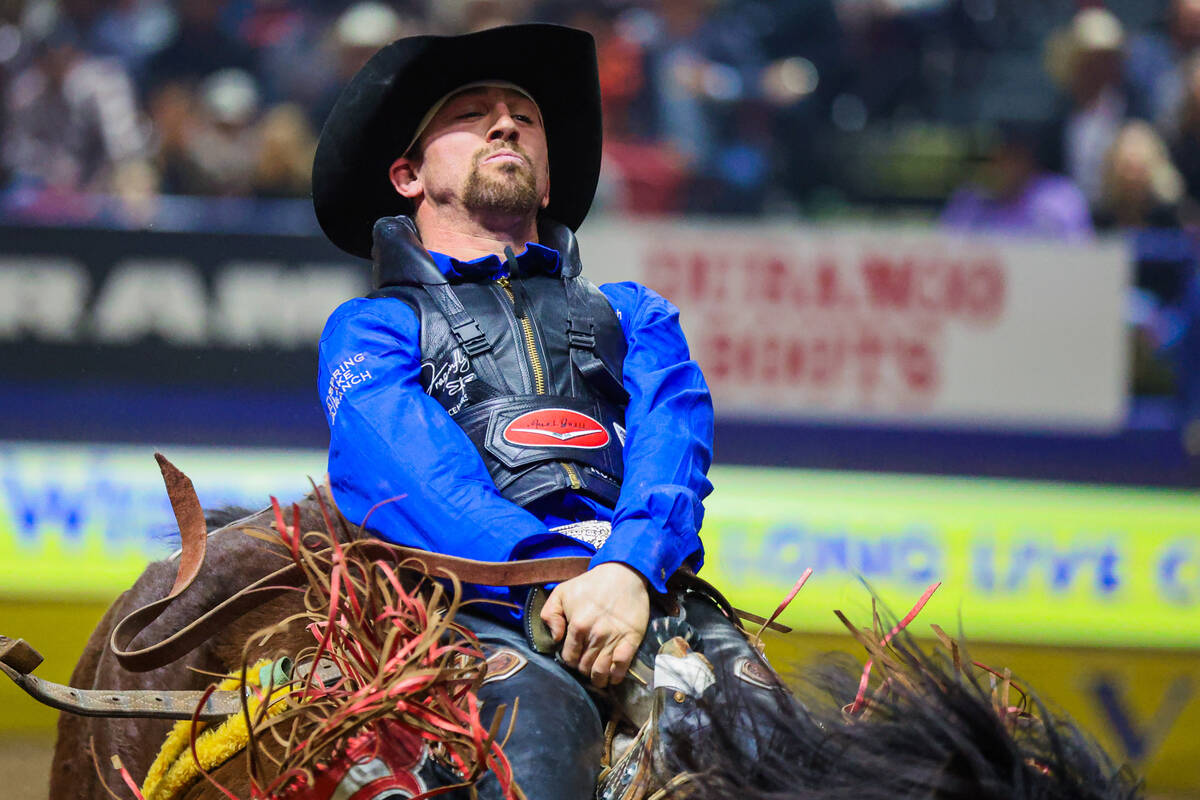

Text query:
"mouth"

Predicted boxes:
[[481, 151, 526, 165]]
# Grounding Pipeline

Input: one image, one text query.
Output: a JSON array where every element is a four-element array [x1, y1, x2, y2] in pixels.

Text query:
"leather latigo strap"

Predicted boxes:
[[110, 547, 593, 673], [109, 455, 592, 673], [0, 658, 244, 720]]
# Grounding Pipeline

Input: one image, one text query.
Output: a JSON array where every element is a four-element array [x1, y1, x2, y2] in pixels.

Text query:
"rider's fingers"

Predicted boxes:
[[608, 637, 638, 686], [589, 648, 614, 689], [577, 630, 603, 678], [540, 588, 567, 643], [560, 619, 589, 668]]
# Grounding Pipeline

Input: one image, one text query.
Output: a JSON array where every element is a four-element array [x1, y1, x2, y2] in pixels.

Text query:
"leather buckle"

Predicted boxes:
[[567, 326, 596, 350], [451, 320, 490, 356]]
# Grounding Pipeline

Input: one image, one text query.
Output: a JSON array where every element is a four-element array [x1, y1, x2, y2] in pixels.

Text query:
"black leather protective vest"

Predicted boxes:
[[367, 216, 629, 508]]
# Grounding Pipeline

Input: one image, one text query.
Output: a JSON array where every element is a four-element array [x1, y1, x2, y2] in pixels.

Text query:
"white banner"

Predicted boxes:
[[579, 223, 1131, 431]]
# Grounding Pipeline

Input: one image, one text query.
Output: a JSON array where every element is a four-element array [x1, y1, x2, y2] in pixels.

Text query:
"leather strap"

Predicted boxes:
[[0, 657, 244, 720], [421, 281, 512, 393], [111, 540, 593, 673], [563, 275, 629, 404], [104, 455, 594, 672], [110, 455, 784, 675]]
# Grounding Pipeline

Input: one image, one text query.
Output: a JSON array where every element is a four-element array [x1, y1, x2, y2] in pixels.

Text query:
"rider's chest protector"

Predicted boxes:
[[368, 216, 628, 508]]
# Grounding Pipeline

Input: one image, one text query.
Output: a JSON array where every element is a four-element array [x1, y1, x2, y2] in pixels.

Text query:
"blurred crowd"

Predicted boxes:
[[942, 1, 1200, 240], [1, 0, 1200, 238]]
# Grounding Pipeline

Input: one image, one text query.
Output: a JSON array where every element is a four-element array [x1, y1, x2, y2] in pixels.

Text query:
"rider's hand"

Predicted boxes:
[[540, 562, 650, 688]]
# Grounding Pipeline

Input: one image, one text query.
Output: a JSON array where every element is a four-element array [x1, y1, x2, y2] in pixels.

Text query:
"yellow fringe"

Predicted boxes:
[[141, 661, 291, 800]]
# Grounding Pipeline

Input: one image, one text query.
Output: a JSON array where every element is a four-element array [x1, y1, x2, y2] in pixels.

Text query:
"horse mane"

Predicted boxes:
[[204, 506, 259, 532], [663, 628, 1143, 800]]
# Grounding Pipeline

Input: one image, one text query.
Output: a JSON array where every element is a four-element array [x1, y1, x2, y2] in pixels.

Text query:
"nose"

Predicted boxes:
[[486, 104, 520, 144]]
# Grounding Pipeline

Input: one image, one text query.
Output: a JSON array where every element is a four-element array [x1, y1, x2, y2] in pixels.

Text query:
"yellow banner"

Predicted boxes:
[[703, 466, 1200, 649], [3, 448, 1200, 648], [0, 442, 325, 600]]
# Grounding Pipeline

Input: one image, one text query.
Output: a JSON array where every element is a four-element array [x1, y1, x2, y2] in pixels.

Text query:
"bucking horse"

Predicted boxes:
[[2, 456, 1143, 800]]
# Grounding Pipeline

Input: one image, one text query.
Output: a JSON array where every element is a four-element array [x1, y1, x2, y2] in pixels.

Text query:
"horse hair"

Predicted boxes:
[[205, 506, 259, 532], [661, 633, 1143, 800]]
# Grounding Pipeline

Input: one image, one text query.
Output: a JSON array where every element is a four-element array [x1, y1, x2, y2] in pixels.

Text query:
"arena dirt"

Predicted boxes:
[[0, 737, 52, 800]]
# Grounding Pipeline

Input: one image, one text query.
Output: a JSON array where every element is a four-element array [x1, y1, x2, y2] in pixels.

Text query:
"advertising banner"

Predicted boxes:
[[0, 226, 366, 390], [1, 224, 1129, 432], [700, 466, 1200, 649], [580, 223, 1131, 431], [2, 442, 1196, 648], [0, 442, 325, 599]]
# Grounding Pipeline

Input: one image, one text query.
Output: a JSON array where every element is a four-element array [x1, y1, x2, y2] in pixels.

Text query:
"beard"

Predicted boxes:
[[461, 146, 540, 216]]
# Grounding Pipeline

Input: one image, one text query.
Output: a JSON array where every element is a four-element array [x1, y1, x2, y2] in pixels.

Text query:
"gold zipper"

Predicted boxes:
[[497, 274, 580, 490], [562, 462, 582, 490], [497, 276, 547, 394]]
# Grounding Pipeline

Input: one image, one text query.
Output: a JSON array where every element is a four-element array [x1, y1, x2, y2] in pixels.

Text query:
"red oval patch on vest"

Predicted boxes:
[[502, 408, 610, 449]]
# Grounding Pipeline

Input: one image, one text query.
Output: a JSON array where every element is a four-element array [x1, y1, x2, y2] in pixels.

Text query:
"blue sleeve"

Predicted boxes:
[[319, 297, 588, 567], [594, 282, 714, 593]]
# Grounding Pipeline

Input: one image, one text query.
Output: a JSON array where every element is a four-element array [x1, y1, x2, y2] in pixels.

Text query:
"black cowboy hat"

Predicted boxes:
[[312, 24, 602, 260]]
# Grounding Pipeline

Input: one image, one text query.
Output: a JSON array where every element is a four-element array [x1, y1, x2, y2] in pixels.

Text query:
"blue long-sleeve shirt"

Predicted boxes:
[[318, 243, 714, 617]]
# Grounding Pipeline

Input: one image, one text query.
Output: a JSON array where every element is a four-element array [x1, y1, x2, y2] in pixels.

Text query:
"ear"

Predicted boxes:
[[389, 156, 422, 200], [540, 175, 550, 210]]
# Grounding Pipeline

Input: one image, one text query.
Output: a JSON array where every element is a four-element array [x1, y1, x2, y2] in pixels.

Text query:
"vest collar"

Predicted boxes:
[[429, 242, 560, 282], [370, 215, 584, 289]]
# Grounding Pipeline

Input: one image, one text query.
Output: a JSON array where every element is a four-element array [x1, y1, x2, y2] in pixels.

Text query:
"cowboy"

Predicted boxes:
[[312, 23, 783, 798]]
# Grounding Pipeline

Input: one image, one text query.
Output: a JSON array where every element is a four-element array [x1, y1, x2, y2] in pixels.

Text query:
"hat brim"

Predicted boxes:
[[313, 24, 602, 259]]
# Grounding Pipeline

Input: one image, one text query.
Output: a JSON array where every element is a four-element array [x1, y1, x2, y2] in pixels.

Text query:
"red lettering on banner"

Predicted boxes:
[[648, 248, 732, 302], [642, 238, 1014, 411], [860, 253, 1006, 321], [861, 255, 912, 310], [699, 324, 940, 400], [896, 337, 936, 391], [964, 259, 1005, 320], [855, 333, 884, 394]]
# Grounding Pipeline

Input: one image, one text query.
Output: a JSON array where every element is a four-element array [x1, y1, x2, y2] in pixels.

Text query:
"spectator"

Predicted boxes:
[[941, 121, 1092, 241], [2, 22, 148, 196], [239, 0, 332, 110], [143, 0, 255, 94], [1045, 7, 1129, 207], [639, 0, 770, 213], [90, 0, 177, 81], [1094, 120, 1186, 230], [146, 79, 197, 195], [564, 5, 645, 140], [748, 0, 844, 207], [1167, 53, 1200, 208], [1126, 0, 1200, 126], [430, 0, 527, 34], [180, 68, 262, 196], [309, 1, 407, 130], [252, 102, 316, 197]]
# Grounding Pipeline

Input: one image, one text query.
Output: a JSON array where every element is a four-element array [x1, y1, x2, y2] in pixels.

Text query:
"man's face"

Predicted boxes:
[[405, 86, 550, 218]]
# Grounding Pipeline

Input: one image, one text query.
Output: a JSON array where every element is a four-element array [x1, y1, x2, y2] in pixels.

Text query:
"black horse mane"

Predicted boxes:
[[664, 630, 1142, 800], [205, 505, 259, 531]]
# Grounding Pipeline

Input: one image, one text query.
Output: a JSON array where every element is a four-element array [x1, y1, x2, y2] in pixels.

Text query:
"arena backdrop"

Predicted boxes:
[[1, 223, 1195, 794]]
